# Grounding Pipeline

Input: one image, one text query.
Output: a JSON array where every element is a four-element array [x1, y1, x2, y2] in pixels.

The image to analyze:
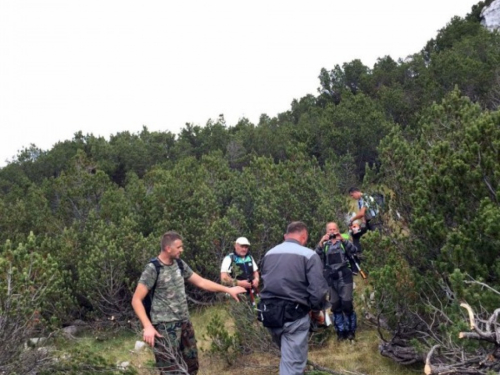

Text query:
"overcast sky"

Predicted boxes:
[[0, 0, 479, 166]]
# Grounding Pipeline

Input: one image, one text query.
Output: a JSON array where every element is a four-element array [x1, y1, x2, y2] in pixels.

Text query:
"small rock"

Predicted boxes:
[[28, 337, 47, 347], [117, 361, 130, 370], [134, 340, 147, 351], [62, 325, 79, 337]]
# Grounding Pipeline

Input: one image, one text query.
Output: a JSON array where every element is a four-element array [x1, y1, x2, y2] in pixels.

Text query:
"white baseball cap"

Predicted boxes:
[[235, 237, 251, 246]]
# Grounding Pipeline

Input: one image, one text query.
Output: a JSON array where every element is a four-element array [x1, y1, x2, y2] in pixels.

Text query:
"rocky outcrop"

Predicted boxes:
[[481, 0, 500, 31]]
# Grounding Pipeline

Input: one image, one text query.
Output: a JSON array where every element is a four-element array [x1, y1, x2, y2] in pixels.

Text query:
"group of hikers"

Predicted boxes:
[[131, 187, 381, 375]]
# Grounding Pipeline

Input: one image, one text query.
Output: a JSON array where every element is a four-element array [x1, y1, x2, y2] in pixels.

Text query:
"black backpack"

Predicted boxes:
[[371, 192, 385, 209], [143, 258, 185, 321]]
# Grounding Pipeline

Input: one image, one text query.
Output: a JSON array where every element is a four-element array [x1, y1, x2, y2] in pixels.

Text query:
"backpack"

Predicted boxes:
[[371, 192, 385, 209], [143, 258, 185, 321], [361, 193, 383, 221]]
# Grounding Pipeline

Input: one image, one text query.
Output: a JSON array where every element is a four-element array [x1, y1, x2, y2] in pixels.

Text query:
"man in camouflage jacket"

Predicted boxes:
[[132, 231, 245, 375]]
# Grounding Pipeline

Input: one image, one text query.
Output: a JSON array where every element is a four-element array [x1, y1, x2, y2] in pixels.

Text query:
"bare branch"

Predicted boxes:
[[464, 280, 500, 296], [424, 345, 440, 375], [307, 359, 369, 375], [459, 332, 483, 340], [460, 303, 476, 330]]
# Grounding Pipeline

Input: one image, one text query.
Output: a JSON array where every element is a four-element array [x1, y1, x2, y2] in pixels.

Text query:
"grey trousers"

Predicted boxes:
[[268, 313, 310, 375]]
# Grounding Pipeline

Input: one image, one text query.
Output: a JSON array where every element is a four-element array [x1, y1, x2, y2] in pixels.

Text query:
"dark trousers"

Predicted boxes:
[[328, 270, 356, 335]]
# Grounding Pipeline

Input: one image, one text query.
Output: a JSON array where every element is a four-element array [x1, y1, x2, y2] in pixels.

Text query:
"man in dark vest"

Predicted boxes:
[[316, 222, 358, 341], [220, 236, 259, 290]]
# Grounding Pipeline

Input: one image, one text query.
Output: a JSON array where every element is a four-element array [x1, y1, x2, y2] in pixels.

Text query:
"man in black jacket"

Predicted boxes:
[[260, 221, 328, 375]]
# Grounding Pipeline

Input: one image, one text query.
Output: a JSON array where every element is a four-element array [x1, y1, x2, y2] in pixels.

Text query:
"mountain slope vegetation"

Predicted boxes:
[[1, 1, 500, 374]]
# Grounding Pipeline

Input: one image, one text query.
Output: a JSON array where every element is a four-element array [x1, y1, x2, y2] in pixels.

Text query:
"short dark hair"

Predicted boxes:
[[286, 221, 308, 234], [161, 231, 182, 251], [348, 187, 360, 194]]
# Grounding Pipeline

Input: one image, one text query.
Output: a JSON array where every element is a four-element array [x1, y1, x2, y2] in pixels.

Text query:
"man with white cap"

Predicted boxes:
[[220, 237, 259, 290]]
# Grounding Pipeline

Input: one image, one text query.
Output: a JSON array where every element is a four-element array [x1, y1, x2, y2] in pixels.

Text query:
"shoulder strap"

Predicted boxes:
[[175, 258, 184, 276], [149, 258, 162, 298], [323, 243, 329, 266], [150, 258, 161, 278], [340, 242, 354, 258], [229, 253, 238, 268]]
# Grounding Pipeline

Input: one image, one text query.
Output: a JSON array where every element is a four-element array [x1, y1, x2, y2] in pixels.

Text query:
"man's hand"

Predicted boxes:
[[252, 278, 259, 289], [311, 310, 325, 325], [239, 279, 252, 289], [319, 233, 330, 246], [143, 325, 162, 347], [227, 286, 246, 301]]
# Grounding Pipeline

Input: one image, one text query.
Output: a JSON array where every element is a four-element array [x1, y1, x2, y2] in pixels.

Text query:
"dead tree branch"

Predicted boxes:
[[424, 301, 500, 374], [306, 359, 368, 375]]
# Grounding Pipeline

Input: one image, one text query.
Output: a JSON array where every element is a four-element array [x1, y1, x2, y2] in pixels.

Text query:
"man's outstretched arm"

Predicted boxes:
[[188, 273, 246, 301]]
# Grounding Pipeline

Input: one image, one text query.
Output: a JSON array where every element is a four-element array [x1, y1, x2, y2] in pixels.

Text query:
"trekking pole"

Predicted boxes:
[[351, 257, 367, 280], [248, 286, 259, 312], [253, 285, 260, 297], [247, 276, 260, 299], [249, 287, 255, 306]]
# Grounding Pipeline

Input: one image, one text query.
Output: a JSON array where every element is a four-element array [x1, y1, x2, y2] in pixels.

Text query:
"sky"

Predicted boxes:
[[0, 0, 480, 166]]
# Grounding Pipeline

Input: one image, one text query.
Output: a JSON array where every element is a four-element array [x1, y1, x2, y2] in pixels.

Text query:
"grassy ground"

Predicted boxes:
[[62, 283, 421, 374]]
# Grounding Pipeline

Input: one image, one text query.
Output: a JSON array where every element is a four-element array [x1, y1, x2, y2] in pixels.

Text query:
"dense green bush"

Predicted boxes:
[[1, 2, 500, 371]]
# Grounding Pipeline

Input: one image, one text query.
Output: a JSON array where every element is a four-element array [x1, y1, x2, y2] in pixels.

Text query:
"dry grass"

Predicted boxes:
[[149, 289, 419, 375], [308, 329, 420, 375], [64, 287, 421, 375]]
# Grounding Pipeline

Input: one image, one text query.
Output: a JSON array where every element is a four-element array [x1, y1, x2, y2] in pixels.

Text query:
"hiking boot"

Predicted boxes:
[[347, 331, 355, 341], [337, 331, 348, 341]]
